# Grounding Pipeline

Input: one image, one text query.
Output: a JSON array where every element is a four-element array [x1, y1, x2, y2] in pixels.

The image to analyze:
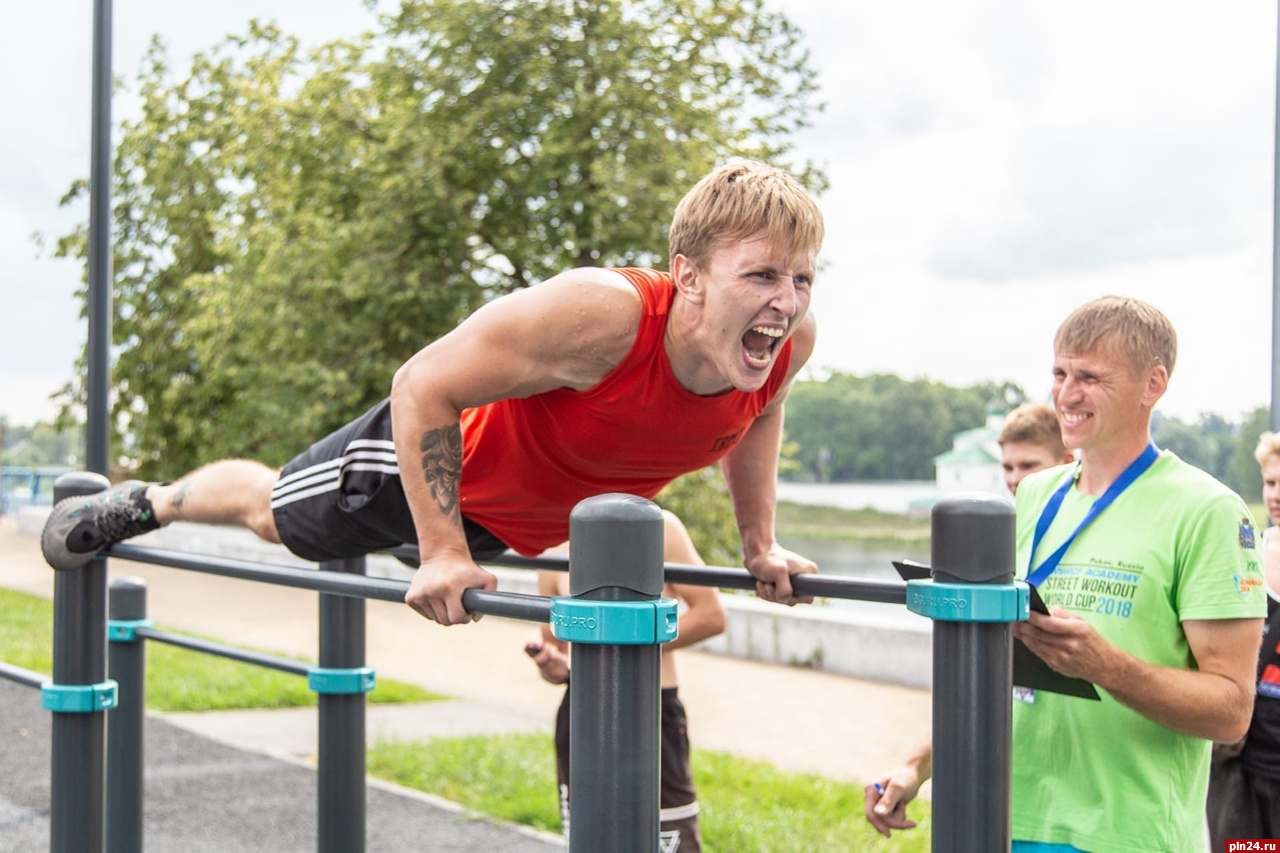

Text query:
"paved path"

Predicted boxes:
[[0, 680, 565, 853], [0, 517, 933, 849]]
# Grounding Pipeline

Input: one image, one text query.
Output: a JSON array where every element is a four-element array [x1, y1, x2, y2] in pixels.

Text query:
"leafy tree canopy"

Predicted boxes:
[[1158, 406, 1271, 502], [54, 0, 825, 479]]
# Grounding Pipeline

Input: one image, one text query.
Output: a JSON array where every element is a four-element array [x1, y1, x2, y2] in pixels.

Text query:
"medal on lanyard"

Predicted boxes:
[[1026, 442, 1160, 589]]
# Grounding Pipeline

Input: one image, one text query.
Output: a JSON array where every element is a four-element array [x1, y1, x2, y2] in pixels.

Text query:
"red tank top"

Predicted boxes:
[[458, 268, 793, 555]]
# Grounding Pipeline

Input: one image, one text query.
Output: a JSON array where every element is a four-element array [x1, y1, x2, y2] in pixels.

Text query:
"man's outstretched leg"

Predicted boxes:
[[41, 459, 281, 570]]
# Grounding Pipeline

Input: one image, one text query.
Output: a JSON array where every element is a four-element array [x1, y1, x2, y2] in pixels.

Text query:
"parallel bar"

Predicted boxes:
[[110, 542, 554, 622], [137, 629, 310, 676], [462, 589, 553, 622], [0, 660, 47, 689], [107, 578, 147, 853], [106, 544, 407, 603], [50, 473, 113, 853], [317, 558, 367, 853], [50, 561, 109, 853], [664, 563, 909, 604], [439, 548, 912, 605], [1272, 2, 1280, 432], [568, 495, 664, 853], [85, 0, 112, 476], [929, 495, 1015, 853]]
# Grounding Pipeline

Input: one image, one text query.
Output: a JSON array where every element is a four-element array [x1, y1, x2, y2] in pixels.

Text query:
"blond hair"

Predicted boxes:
[[1054, 296, 1177, 379], [669, 160, 824, 268], [1255, 431, 1280, 467], [998, 403, 1065, 456]]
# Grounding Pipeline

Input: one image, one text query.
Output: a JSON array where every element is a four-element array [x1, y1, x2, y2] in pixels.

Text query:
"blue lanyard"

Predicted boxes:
[[1026, 442, 1160, 588]]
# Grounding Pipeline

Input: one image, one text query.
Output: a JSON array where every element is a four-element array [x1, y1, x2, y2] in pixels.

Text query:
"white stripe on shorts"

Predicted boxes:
[[270, 440, 400, 510], [659, 801, 699, 822]]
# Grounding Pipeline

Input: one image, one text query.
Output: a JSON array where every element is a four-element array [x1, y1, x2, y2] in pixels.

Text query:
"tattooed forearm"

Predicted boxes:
[[419, 424, 463, 523], [171, 482, 192, 513]]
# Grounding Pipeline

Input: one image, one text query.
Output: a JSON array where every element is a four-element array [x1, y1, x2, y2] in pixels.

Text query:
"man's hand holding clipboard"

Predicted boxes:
[[893, 559, 1099, 700], [1014, 583, 1100, 700]]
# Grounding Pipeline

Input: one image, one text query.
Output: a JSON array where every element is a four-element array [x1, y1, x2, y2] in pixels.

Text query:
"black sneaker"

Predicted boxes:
[[40, 481, 161, 570]]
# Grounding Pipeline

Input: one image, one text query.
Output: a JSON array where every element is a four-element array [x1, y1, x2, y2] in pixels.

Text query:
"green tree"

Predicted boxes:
[[0, 422, 84, 468], [1151, 413, 1219, 476], [55, 0, 825, 481], [657, 468, 740, 568], [1227, 406, 1270, 502], [782, 372, 1019, 481]]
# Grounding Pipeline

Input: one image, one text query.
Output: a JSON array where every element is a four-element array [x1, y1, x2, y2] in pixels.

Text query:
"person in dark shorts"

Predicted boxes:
[[1206, 431, 1280, 846], [41, 160, 825, 624], [526, 510, 724, 852]]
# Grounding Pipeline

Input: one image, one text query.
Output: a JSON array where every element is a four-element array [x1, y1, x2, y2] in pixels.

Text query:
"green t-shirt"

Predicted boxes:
[[1010, 451, 1266, 853]]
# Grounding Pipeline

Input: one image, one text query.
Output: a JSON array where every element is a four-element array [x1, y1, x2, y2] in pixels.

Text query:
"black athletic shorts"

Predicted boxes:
[[269, 399, 508, 563]]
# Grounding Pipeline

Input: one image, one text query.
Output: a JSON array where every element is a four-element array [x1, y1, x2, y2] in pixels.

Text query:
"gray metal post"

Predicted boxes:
[[107, 577, 148, 853], [1272, 4, 1280, 432], [317, 557, 367, 853], [566, 494, 664, 853], [86, 0, 113, 475], [929, 494, 1015, 853], [49, 471, 112, 853]]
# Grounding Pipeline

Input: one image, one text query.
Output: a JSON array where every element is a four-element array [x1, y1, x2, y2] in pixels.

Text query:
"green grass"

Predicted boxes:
[[0, 587, 443, 711], [2, 585, 934, 848], [369, 733, 932, 852], [776, 500, 931, 546], [369, 732, 562, 831]]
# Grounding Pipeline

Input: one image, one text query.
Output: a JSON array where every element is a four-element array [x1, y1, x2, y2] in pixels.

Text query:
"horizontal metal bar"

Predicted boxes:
[[108, 541, 907, 613], [137, 628, 310, 676], [462, 589, 552, 622], [488, 552, 909, 605], [0, 660, 48, 689], [106, 543, 407, 604], [487, 551, 568, 572]]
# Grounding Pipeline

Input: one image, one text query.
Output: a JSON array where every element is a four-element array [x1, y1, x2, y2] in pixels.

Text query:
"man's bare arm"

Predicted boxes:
[[720, 314, 818, 604], [1014, 613, 1261, 742], [391, 269, 641, 625]]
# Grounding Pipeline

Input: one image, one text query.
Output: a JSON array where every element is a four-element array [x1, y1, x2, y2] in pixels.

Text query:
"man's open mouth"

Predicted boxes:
[[742, 325, 784, 368]]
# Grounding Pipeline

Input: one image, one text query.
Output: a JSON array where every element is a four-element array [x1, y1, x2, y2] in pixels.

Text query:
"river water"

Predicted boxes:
[[775, 480, 939, 515], [773, 481, 934, 622]]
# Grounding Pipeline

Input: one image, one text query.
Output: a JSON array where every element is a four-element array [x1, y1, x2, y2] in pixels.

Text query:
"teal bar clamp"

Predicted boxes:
[[307, 666, 377, 695], [41, 679, 119, 713], [107, 618, 155, 642], [905, 579, 1030, 622], [549, 597, 680, 645]]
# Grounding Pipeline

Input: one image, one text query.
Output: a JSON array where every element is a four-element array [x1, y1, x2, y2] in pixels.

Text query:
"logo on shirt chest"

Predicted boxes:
[[709, 428, 745, 453], [1240, 518, 1257, 549]]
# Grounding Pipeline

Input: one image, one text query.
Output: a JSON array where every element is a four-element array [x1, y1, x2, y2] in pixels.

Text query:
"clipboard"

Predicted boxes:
[[891, 559, 932, 580], [892, 560, 1101, 701]]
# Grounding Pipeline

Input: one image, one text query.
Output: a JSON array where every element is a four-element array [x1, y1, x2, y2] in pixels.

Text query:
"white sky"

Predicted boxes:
[[1, 0, 1276, 427]]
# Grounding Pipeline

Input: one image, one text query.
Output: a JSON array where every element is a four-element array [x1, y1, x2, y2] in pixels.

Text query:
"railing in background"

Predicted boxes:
[[0, 466, 74, 515]]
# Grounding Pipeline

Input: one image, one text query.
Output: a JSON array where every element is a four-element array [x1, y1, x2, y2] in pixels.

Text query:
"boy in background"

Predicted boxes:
[[998, 402, 1074, 497]]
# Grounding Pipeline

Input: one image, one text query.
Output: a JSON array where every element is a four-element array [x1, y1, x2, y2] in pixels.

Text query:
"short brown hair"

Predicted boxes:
[[998, 403, 1065, 456], [1054, 295, 1177, 379], [1255, 431, 1280, 467], [669, 160, 824, 268]]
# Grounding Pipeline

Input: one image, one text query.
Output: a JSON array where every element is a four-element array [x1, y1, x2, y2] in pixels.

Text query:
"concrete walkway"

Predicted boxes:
[[0, 516, 933, 849]]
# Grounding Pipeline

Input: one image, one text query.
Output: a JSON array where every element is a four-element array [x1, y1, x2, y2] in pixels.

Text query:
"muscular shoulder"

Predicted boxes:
[[520, 268, 643, 388], [540, 267, 645, 315]]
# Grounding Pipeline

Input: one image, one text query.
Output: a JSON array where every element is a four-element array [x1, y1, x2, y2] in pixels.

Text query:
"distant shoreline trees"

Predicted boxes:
[[780, 372, 1269, 503]]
